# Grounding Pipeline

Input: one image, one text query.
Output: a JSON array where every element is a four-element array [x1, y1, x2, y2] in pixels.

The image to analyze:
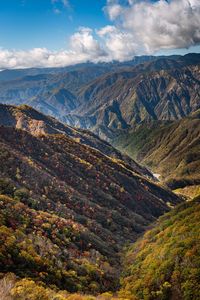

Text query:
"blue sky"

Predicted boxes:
[[0, 0, 109, 50], [0, 0, 200, 69]]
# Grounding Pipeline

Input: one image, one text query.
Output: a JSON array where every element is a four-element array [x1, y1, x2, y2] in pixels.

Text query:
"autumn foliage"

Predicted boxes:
[[120, 198, 200, 299]]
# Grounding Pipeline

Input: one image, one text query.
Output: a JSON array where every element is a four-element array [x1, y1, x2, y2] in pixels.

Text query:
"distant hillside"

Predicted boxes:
[[0, 56, 157, 119], [120, 197, 200, 300], [0, 54, 200, 140], [0, 57, 158, 82], [112, 111, 200, 190], [63, 53, 200, 139], [0, 104, 181, 294]]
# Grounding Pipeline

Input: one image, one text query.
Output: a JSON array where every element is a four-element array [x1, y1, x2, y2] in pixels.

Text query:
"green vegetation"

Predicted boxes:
[[1, 104, 199, 299], [174, 185, 200, 200], [1, 191, 199, 299], [113, 111, 200, 190], [0, 123, 179, 296], [0, 273, 119, 300], [0, 193, 116, 294], [120, 198, 200, 299], [0, 274, 130, 300]]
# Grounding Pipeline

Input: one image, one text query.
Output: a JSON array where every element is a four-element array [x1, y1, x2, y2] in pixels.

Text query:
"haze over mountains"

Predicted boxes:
[[0, 53, 200, 140]]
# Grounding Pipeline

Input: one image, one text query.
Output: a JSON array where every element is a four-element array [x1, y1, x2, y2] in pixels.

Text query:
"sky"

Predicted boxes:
[[0, 0, 200, 69]]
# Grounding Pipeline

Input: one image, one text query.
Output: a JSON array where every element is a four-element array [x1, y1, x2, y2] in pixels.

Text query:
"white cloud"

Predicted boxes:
[[105, 2, 124, 21], [0, 28, 106, 69], [97, 26, 139, 61], [0, 0, 200, 69], [70, 27, 106, 58], [104, 0, 200, 54]]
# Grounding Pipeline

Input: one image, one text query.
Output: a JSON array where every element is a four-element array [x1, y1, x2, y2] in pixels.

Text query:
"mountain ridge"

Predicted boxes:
[[0, 53, 200, 140], [0, 103, 153, 179]]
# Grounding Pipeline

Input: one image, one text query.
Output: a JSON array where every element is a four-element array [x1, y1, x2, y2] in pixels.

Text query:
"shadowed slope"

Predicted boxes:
[[113, 110, 200, 189]]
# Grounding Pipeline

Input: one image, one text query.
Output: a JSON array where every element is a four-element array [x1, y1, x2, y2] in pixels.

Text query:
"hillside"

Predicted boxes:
[[112, 111, 200, 190], [120, 197, 200, 300], [0, 105, 181, 294], [0, 57, 157, 82], [0, 104, 153, 179], [0, 54, 200, 140]]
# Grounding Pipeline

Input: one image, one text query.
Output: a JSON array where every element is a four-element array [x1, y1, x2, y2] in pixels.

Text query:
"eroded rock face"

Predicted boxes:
[[64, 64, 200, 139], [16, 116, 47, 136]]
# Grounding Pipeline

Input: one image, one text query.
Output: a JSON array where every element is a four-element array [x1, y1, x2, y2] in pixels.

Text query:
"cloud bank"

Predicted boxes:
[[0, 28, 106, 69], [1, 0, 200, 69], [102, 0, 200, 59]]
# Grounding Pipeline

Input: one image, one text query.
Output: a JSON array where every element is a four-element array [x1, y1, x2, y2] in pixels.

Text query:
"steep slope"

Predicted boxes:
[[64, 55, 200, 139], [120, 197, 200, 300], [0, 107, 181, 293], [112, 110, 200, 190], [0, 54, 200, 141], [0, 56, 158, 119], [0, 273, 103, 300], [0, 67, 107, 119], [0, 104, 153, 179], [0, 194, 115, 294]]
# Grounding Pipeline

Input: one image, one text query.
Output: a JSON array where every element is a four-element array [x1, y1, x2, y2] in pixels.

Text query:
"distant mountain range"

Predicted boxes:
[[0, 104, 181, 293], [0, 53, 199, 140]]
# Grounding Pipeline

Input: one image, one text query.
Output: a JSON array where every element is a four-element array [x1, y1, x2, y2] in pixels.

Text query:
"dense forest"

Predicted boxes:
[[0, 187, 199, 299], [120, 198, 200, 300]]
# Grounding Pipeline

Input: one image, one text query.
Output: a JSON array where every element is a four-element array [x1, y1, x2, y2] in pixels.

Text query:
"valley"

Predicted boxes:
[[112, 110, 200, 192]]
